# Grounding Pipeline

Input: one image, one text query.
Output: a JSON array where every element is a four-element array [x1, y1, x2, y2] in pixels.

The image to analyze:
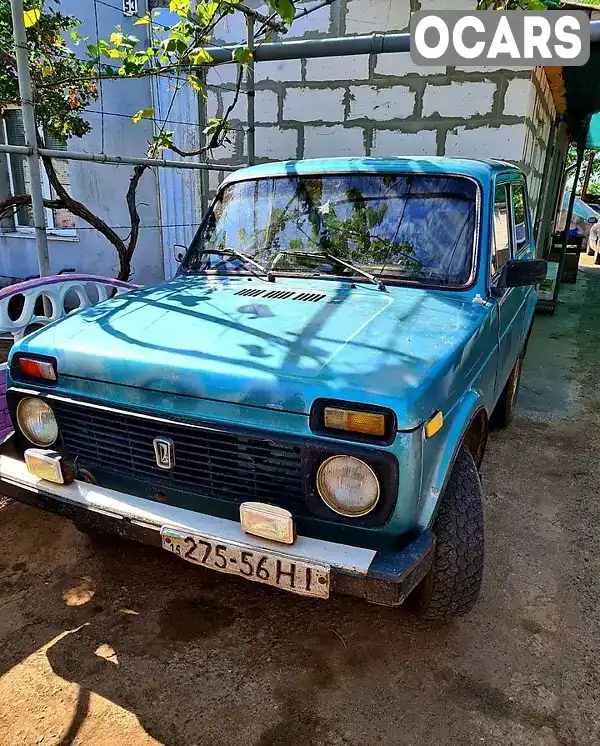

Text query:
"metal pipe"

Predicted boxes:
[[10, 0, 50, 277], [0, 143, 30, 155], [204, 31, 408, 64], [554, 142, 585, 305], [26, 147, 238, 171], [246, 16, 256, 166], [197, 68, 210, 215], [205, 20, 600, 64]]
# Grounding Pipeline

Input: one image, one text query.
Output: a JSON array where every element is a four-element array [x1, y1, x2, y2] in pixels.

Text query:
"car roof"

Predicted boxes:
[[221, 156, 521, 187]]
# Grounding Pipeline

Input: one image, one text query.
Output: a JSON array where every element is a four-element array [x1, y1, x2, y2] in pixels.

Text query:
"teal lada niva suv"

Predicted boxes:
[[0, 157, 546, 621]]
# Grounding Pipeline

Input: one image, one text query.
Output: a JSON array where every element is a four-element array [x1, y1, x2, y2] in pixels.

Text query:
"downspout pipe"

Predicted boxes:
[[10, 0, 51, 277], [204, 32, 409, 64], [204, 21, 600, 64]]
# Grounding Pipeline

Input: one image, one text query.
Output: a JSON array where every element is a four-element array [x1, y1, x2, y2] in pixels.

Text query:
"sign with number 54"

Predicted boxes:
[[123, 0, 138, 16]]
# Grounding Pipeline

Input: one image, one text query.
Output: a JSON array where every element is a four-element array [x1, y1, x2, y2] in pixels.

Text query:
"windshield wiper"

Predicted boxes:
[[274, 251, 386, 292], [216, 247, 275, 282]]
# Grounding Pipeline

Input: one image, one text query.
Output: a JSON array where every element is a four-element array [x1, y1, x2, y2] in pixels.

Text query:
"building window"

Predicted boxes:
[[2, 109, 76, 234]]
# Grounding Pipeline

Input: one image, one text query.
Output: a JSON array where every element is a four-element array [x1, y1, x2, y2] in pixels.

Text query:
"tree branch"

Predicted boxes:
[[0, 194, 64, 221]]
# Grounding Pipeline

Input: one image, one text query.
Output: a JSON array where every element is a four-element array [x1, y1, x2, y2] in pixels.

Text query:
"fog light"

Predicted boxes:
[[240, 502, 296, 544], [316, 455, 380, 517], [17, 397, 59, 446], [25, 448, 65, 484]]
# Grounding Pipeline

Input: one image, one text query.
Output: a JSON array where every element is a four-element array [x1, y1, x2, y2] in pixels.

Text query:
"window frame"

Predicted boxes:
[[509, 179, 531, 258], [1, 110, 76, 237], [182, 171, 483, 292], [490, 181, 513, 283]]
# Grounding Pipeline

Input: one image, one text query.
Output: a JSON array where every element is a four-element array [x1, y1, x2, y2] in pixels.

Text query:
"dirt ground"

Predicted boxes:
[[2, 268, 600, 746]]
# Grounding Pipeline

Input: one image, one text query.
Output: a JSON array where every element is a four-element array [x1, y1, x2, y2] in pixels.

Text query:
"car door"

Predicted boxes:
[[490, 180, 521, 396]]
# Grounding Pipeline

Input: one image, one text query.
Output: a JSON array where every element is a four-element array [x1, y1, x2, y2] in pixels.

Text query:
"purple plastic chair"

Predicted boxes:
[[0, 274, 137, 441]]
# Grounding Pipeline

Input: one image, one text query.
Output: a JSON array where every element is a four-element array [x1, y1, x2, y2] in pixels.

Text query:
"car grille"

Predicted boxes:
[[52, 399, 306, 510]]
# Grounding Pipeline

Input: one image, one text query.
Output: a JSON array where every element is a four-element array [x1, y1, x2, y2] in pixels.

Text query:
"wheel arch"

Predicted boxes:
[[417, 390, 488, 530]]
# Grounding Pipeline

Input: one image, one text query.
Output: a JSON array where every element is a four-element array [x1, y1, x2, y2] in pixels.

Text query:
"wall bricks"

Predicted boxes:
[[349, 86, 415, 121], [255, 90, 279, 124], [422, 81, 496, 118], [504, 77, 533, 118], [345, 0, 410, 34], [305, 55, 370, 82], [255, 60, 302, 84], [283, 87, 345, 122], [371, 129, 438, 157], [206, 64, 239, 87], [375, 53, 446, 78], [285, 1, 331, 38], [303, 126, 365, 158], [255, 127, 298, 161], [445, 124, 526, 161]]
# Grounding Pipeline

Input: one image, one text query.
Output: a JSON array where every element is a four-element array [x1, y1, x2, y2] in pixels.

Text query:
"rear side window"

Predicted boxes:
[[511, 182, 530, 256], [492, 184, 511, 277]]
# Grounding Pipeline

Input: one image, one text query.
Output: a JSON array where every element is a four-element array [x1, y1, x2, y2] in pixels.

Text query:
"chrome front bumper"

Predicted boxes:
[[0, 454, 435, 607]]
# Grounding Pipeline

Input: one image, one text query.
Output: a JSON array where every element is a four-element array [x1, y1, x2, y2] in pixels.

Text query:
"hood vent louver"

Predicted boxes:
[[235, 288, 327, 303]]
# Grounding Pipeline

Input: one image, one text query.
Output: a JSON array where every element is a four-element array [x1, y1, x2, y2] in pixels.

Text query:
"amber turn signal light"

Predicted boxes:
[[425, 411, 444, 439], [18, 357, 56, 382], [323, 407, 386, 437]]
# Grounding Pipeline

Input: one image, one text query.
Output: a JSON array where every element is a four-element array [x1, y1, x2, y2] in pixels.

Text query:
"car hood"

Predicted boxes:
[[13, 275, 486, 430]]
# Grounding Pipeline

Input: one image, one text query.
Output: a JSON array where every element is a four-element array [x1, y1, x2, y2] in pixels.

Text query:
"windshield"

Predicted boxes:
[[182, 173, 478, 287]]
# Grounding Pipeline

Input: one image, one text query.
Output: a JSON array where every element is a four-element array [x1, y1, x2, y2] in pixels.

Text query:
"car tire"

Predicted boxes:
[[412, 448, 484, 622], [490, 356, 523, 429]]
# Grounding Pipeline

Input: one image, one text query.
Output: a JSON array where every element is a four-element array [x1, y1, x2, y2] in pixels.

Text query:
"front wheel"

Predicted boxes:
[[412, 448, 484, 622]]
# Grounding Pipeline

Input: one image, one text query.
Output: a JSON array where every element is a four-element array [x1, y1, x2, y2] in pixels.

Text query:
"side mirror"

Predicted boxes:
[[504, 258, 547, 288], [173, 243, 186, 263], [588, 216, 598, 224]]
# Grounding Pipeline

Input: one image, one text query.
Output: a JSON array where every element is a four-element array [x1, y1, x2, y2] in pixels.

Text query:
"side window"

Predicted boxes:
[[492, 184, 511, 277], [511, 181, 530, 256]]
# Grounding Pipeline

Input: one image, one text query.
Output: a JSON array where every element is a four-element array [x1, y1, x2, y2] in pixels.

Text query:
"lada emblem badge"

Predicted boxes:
[[153, 437, 175, 470]]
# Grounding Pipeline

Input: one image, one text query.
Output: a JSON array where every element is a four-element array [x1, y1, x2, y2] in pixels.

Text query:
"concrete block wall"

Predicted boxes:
[[205, 0, 543, 196]]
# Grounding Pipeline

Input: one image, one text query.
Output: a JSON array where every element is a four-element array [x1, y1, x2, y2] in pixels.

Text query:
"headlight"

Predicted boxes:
[[17, 398, 58, 446], [316, 455, 380, 517]]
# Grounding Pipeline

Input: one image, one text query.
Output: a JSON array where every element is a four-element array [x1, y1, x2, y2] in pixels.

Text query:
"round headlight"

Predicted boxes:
[[316, 455, 380, 517], [17, 397, 58, 446]]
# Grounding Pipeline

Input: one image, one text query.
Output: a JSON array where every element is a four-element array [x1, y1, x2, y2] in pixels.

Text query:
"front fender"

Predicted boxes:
[[416, 389, 486, 530]]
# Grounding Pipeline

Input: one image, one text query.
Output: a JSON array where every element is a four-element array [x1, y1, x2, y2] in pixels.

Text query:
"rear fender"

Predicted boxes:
[[417, 389, 487, 530]]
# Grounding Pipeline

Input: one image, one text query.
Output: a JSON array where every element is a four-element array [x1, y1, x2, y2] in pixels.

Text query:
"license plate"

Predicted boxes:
[[161, 528, 330, 599]]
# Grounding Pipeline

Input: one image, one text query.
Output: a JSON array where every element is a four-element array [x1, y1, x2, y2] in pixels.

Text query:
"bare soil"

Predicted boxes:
[[1, 269, 600, 746]]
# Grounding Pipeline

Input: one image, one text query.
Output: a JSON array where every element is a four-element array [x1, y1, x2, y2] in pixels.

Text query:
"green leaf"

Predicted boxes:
[[267, 0, 295, 25], [233, 46, 253, 65], [153, 130, 174, 149], [23, 8, 41, 28], [188, 75, 207, 96], [189, 47, 213, 65], [134, 15, 150, 25], [131, 108, 155, 123], [169, 0, 190, 17]]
